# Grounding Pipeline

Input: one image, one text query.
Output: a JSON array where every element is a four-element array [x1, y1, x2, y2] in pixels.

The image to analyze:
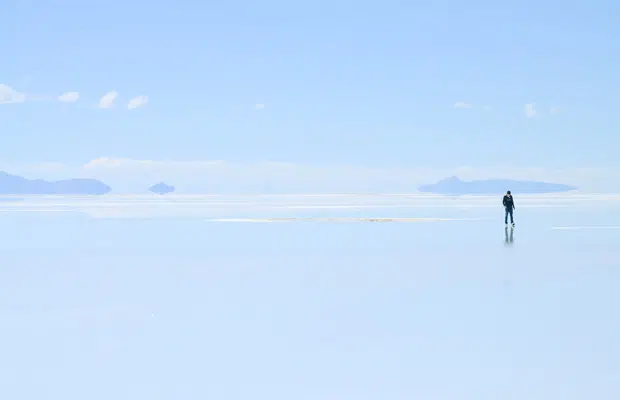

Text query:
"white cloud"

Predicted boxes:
[[454, 102, 472, 109], [85, 157, 133, 169], [524, 103, 536, 118], [550, 106, 560, 114], [98, 91, 118, 108], [127, 95, 148, 110], [1, 85, 81, 104], [0, 84, 26, 104], [85, 157, 165, 169], [84, 157, 223, 170], [255, 103, 264, 110], [58, 92, 80, 102]]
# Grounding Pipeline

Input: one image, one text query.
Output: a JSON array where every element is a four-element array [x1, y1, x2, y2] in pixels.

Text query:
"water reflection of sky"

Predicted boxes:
[[0, 194, 619, 399]]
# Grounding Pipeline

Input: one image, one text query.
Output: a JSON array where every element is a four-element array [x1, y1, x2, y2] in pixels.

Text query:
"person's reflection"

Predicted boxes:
[[504, 226, 514, 245]]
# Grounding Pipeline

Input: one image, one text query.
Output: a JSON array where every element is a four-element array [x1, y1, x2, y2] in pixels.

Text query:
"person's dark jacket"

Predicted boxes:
[[503, 195, 515, 210]]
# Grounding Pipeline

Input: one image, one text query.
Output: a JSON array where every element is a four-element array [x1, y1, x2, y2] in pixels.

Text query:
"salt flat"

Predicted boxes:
[[0, 194, 619, 399]]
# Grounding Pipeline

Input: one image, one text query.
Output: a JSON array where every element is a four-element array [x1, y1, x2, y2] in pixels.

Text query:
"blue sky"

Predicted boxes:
[[1, 0, 620, 191]]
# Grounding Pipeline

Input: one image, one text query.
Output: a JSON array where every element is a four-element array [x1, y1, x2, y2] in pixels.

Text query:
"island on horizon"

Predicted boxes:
[[418, 176, 577, 195], [0, 171, 111, 195], [149, 182, 175, 195]]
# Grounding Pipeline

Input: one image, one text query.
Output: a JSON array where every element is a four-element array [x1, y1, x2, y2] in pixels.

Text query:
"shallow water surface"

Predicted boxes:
[[0, 194, 619, 399]]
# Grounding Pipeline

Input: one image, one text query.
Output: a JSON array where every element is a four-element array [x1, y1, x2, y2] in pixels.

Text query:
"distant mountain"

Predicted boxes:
[[418, 176, 577, 195], [149, 182, 175, 195], [0, 171, 111, 195]]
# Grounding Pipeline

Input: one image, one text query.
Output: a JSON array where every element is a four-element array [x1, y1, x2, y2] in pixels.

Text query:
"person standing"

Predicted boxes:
[[503, 190, 515, 226]]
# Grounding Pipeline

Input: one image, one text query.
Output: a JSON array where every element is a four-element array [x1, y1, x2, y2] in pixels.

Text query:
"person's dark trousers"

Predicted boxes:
[[505, 207, 514, 224]]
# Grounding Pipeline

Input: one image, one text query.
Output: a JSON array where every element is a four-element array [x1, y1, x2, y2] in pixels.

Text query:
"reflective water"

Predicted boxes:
[[1, 194, 619, 399]]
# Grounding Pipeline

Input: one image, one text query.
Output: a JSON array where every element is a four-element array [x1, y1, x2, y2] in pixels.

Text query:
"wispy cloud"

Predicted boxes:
[[0, 84, 26, 104], [524, 103, 536, 118], [454, 102, 472, 109], [550, 106, 560, 114], [2, 85, 82, 104], [58, 92, 80, 102], [84, 157, 223, 169], [127, 95, 148, 110], [98, 91, 118, 108], [255, 103, 265, 110], [85, 157, 156, 169]]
